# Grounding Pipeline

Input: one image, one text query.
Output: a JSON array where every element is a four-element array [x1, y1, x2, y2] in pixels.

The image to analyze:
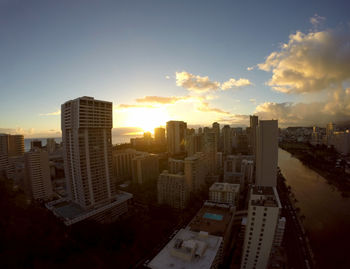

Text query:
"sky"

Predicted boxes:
[[0, 0, 350, 137]]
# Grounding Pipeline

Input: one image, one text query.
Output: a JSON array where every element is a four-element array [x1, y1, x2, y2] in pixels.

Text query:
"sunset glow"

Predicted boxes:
[[116, 106, 170, 134]]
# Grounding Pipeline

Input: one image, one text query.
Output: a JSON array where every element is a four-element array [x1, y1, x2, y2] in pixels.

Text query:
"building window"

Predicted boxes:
[[263, 213, 267, 217]]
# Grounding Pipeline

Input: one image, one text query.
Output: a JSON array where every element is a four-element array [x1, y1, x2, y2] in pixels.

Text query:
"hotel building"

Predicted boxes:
[[241, 186, 282, 269]]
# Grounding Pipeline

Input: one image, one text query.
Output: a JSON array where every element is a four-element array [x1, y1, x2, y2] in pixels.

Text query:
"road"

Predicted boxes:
[[277, 172, 313, 269]]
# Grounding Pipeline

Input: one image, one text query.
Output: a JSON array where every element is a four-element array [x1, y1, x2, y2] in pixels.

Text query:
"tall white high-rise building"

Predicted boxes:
[[24, 149, 53, 200], [166, 121, 187, 155], [241, 186, 282, 269], [61, 96, 115, 209], [255, 120, 278, 187]]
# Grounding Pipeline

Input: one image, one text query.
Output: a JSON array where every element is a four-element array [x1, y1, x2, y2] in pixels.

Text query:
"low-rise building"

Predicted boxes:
[[188, 201, 235, 258], [46, 191, 133, 226], [209, 182, 240, 206], [148, 229, 223, 269]]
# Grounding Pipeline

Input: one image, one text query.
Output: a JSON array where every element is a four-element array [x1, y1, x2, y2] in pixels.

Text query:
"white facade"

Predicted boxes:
[[148, 229, 223, 269], [61, 96, 115, 209], [241, 186, 282, 269], [255, 120, 278, 187], [209, 182, 240, 206]]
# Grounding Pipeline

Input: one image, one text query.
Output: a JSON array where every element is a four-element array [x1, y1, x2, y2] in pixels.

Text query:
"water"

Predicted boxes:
[[24, 135, 141, 151], [278, 148, 350, 269], [203, 213, 223, 221]]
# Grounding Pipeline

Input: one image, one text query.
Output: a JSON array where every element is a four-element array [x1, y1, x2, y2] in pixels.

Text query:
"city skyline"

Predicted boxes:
[[1, 0, 350, 138]]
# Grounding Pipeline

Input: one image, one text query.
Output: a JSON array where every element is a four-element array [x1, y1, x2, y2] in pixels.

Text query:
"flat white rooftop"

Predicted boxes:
[[148, 229, 222, 269]]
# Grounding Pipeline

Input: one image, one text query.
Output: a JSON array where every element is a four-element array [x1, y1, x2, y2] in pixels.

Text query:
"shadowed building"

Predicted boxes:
[[166, 121, 187, 156]]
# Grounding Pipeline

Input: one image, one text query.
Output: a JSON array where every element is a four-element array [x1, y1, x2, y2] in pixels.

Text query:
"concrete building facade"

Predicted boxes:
[[157, 170, 189, 209], [61, 96, 115, 209], [241, 186, 282, 269], [209, 182, 240, 206], [184, 152, 208, 193], [132, 153, 159, 185], [24, 150, 53, 200], [255, 120, 278, 187], [154, 127, 166, 144], [166, 121, 187, 155]]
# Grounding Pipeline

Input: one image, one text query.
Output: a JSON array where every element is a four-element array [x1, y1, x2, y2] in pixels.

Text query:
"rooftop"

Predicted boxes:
[[209, 182, 240, 193], [148, 229, 222, 269], [46, 191, 133, 225], [252, 186, 275, 196], [188, 201, 235, 237], [250, 186, 281, 208]]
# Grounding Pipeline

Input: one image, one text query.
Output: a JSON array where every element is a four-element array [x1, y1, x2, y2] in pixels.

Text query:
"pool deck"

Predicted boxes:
[[188, 201, 235, 237]]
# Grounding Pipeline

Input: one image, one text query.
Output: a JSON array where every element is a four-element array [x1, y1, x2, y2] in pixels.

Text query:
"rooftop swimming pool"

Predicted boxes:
[[203, 212, 223, 221]]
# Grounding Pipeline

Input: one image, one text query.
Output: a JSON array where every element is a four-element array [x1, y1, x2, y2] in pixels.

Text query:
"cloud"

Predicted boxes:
[[176, 71, 220, 92], [217, 114, 250, 125], [136, 96, 186, 104], [255, 24, 350, 126], [258, 28, 350, 94], [247, 66, 255, 71], [255, 89, 350, 126], [165, 75, 171, 79], [39, 109, 61, 116], [310, 14, 326, 27], [221, 78, 252, 90], [249, 98, 256, 104], [176, 70, 252, 92], [0, 127, 61, 138], [118, 104, 155, 109], [196, 102, 231, 115]]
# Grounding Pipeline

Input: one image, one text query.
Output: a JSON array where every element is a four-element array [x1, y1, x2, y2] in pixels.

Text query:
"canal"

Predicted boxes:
[[278, 148, 350, 269]]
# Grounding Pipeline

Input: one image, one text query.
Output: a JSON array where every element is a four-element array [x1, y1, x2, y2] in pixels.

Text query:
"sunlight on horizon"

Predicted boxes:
[[115, 107, 170, 134]]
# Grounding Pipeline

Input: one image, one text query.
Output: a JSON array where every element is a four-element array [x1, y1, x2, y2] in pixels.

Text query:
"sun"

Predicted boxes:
[[117, 106, 170, 134]]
